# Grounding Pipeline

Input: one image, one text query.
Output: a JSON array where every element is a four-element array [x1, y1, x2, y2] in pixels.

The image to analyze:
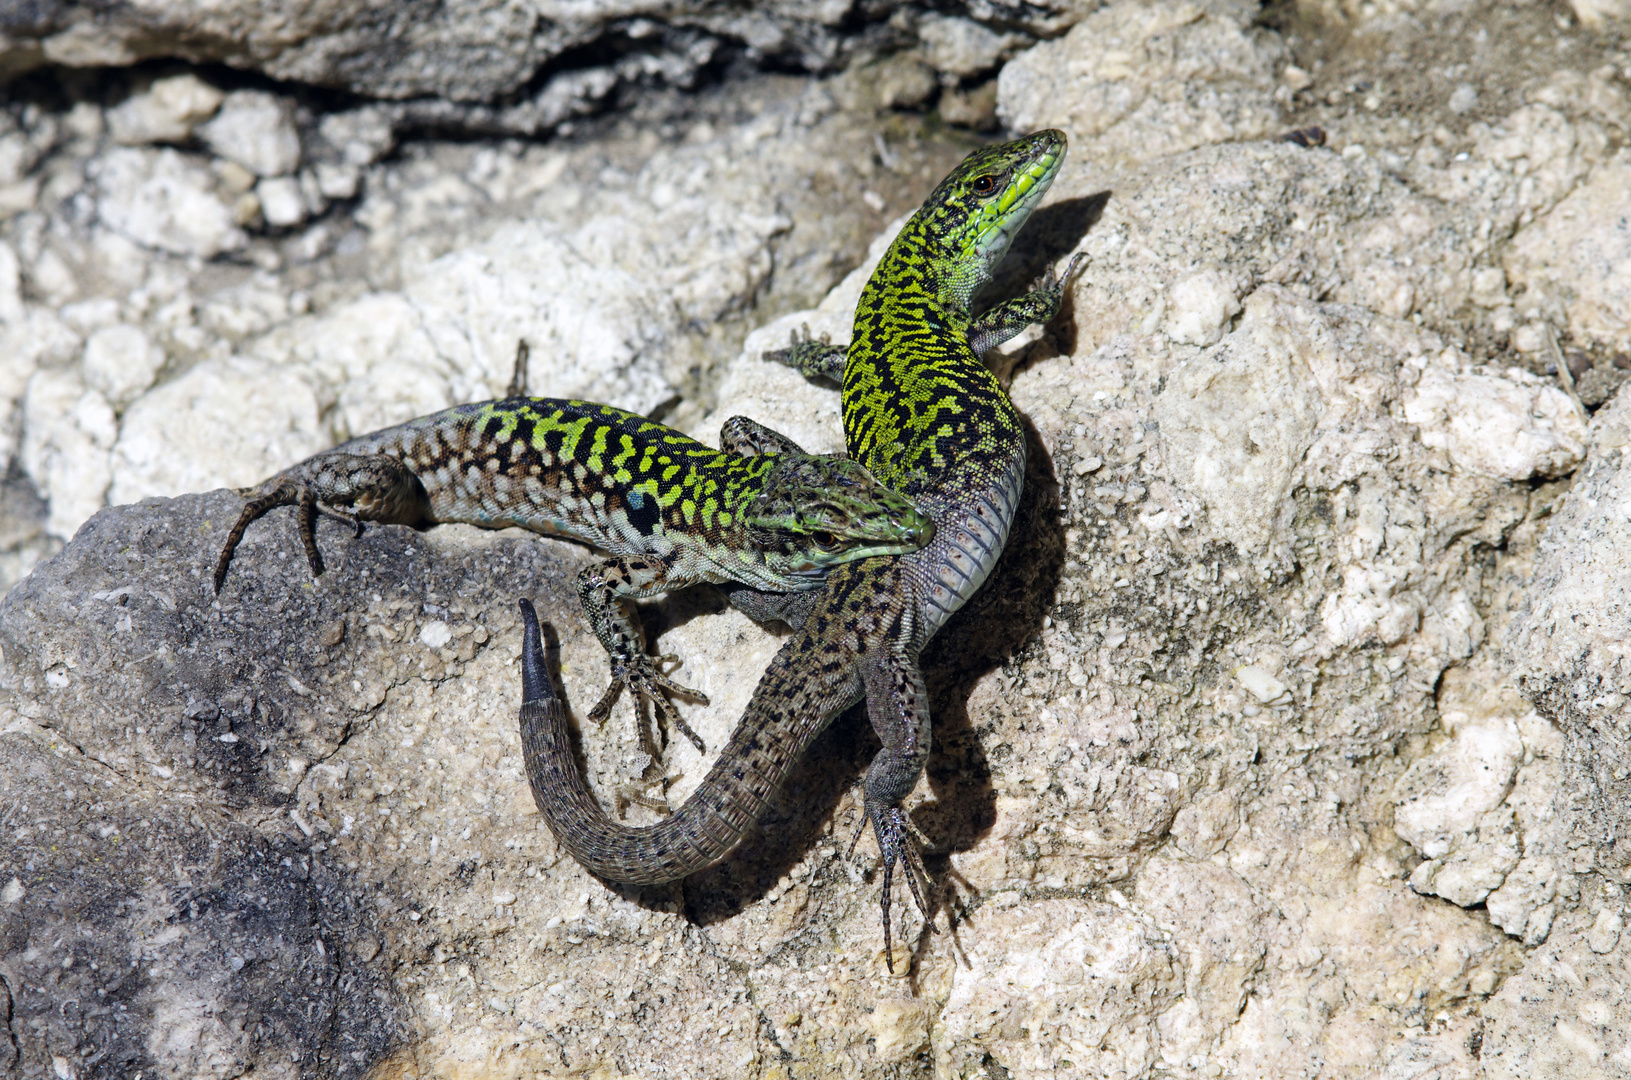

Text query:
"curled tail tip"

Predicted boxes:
[[518, 598, 554, 706]]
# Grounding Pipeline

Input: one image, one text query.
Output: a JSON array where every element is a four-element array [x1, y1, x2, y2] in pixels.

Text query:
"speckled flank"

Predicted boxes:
[[215, 395, 935, 753], [515, 131, 1073, 957], [341, 398, 778, 560]]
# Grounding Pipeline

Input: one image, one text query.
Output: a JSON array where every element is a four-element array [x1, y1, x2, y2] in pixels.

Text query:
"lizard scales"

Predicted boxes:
[[519, 128, 1073, 930], [216, 393, 933, 750]]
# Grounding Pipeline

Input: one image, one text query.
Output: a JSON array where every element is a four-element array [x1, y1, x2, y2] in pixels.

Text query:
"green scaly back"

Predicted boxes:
[[515, 131, 1077, 969], [844, 133, 1066, 495]]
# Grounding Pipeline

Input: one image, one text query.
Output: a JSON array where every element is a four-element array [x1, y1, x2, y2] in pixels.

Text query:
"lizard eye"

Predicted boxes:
[[811, 530, 840, 550], [970, 173, 1000, 196]]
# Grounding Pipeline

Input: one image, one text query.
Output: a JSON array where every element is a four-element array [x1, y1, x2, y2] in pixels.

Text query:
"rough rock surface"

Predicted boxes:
[[1508, 388, 1631, 879], [4, 0, 1631, 1076], [0, 2, 1089, 118]]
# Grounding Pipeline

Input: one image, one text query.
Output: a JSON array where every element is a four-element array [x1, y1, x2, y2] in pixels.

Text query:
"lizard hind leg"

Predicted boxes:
[[853, 801, 937, 974], [854, 648, 939, 972], [213, 453, 432, 593], [214, 477, 322, 592]]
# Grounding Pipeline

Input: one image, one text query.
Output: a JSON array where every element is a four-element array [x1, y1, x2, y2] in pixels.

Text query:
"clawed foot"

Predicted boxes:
[[1037, 251, 1087, 295], [850, 801, 935, 974], [215, 453, 426, 594], [588, 652, 710, 754], [763, 324, 847, 383], [761, 322, 823, 364], [615, 776, 673, 817], [214, 478, 332, 593]]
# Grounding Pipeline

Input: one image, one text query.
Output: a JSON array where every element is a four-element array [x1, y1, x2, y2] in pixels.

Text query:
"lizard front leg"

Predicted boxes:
[[967, 252, 1086, 355], [718, 415, 810, 458], [762, 324, 849, 384], [214, 453, 432, 592], [854, 647, 936, 973], [575, 555, 710, 754]]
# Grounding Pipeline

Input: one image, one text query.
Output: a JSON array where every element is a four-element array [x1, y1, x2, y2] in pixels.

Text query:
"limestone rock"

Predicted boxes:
[[108, 357, 326, 509], [936, 899, 1181, 1078], [1507, 152, 1631, 356], [1393, 713, 1523, 861], [916, 13, 1023, 79], [996, 0, 1285, 171], [88, 146, 246, 258], [1480, 903, 1631, 1078], [1403, 366, 1588, 481], [1508, 386, 1631, 878], [197, 90, 302, 177], [106, 73, 224, 146], [81, 322, 165, 409]]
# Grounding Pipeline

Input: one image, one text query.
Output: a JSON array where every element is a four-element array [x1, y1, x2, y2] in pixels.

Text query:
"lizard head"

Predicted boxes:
[[902, 128, 1068, 306], [746, 454, 935, 579]]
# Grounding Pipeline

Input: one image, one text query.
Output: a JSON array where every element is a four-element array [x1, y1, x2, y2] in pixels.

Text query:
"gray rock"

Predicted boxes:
[[197, 91, 302, 178], [0, 2, 1082, 109], [1508, 386, 1631, 880], [0, 734, 403, 1078], [0, 491, 586, 1077]]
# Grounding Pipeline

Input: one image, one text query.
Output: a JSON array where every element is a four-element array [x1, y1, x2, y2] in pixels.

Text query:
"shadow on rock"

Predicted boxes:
[[677, 416, 1067, 932]]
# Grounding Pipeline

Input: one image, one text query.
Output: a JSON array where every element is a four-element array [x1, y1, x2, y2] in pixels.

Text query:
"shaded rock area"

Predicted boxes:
[[3, 0, 1631, 1078], [0, 2, 1073, 129]]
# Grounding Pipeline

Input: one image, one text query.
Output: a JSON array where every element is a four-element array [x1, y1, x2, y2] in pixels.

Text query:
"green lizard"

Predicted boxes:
[[214, 382, 934, 752], [517, 130, 1077, 966]]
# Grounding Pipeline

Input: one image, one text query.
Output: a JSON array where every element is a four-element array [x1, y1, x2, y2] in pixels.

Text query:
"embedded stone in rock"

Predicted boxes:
[[198, 91, 302, 178], [256, 174, 307, 227], [1506, 152, 1631, 355], [835, 53, 937, 113], [89, 146, 246, 258], [1393, 714, 1522, 860], [1407, 807, 1522, 907], [1155, 287, 1324, 556], [1486, 856, 1563, 945], [916, 13, 1021, 78], [106, 73, 224, 145], [1402, 367, 1587, 481], [82, 323, 165, 409], [19, 367, 115, 540], [1235, 664, 1289, 704], [1165, 268, 1243, 347], [315, 107, 396, 169]]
